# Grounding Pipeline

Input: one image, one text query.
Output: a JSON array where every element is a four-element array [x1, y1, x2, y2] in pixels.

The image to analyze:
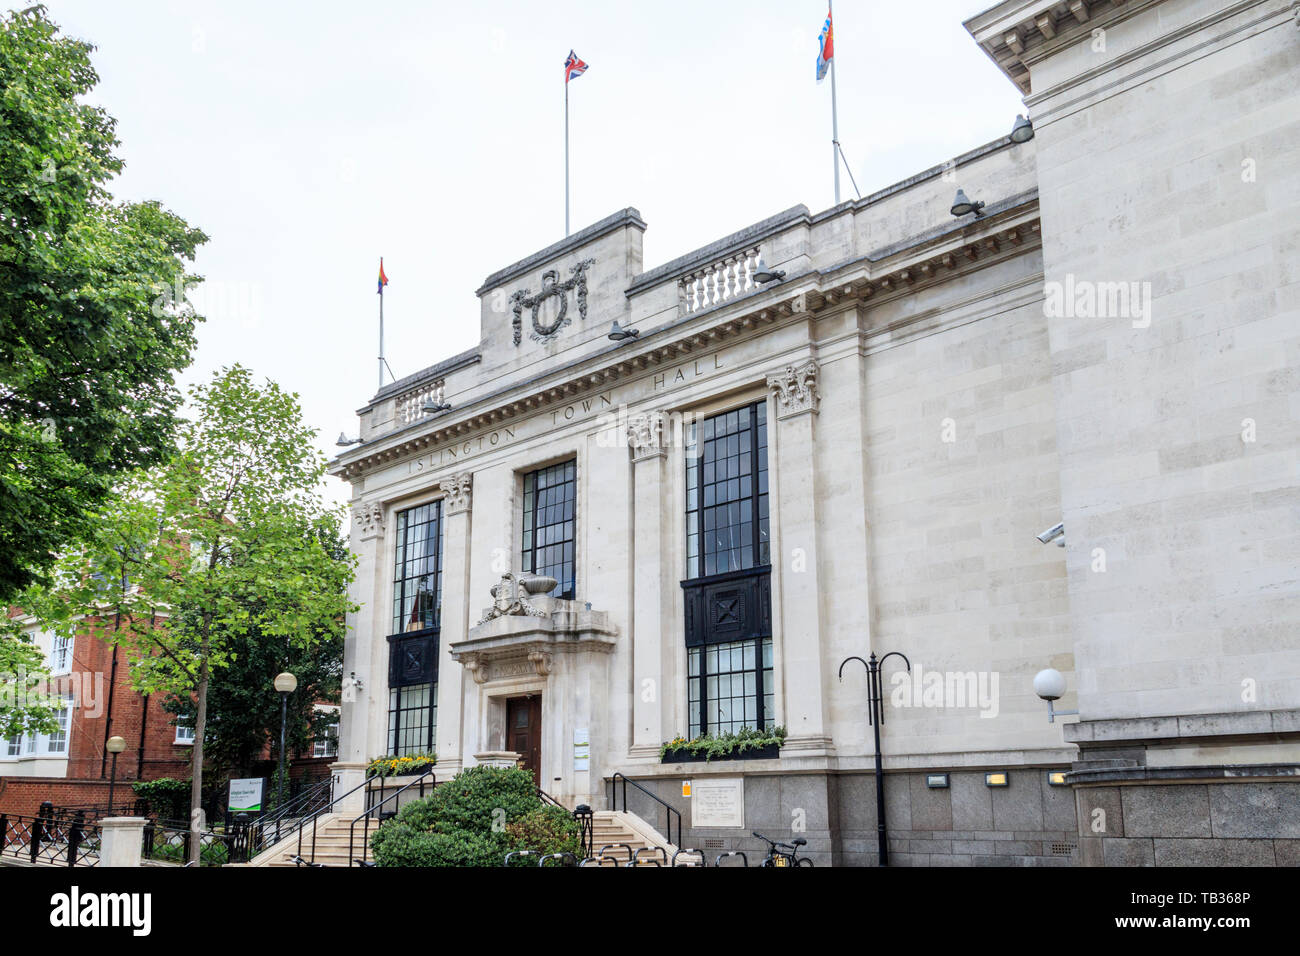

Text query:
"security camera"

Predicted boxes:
[[1036, 522, 1064, 545]]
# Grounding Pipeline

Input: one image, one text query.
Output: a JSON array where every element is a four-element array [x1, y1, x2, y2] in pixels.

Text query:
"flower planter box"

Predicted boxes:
[[660, 744, 780, 764]]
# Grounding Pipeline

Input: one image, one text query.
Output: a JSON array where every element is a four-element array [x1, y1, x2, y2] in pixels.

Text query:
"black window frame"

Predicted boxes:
[[387, 682, 437, 757], [681, 399, 775, 737], [387, 500, 444, 756], [685, 400, 769, 579], [391, 500, 444, 635], [688, 635, 774, 738], [521, 458, 577, 599]]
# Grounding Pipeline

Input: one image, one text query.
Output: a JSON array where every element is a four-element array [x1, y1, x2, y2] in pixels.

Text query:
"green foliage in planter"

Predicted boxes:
[[365, 753, 437, 779], [370, 765, 575, 867], [659, 725, 787, 761]]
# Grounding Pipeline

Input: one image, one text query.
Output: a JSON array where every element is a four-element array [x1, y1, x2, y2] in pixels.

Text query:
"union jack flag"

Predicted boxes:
[[564, 50, 588, 84]]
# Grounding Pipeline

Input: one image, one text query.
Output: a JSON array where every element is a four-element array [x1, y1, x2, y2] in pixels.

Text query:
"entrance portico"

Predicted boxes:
[[450, 572, 616, 807]]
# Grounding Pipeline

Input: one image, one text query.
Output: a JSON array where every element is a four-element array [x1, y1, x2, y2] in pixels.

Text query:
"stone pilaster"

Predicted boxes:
[[436, 472, 473, 775], [627, 411, 669, 759], [766, 360, 833, 755], [343, 501, 387, 764]]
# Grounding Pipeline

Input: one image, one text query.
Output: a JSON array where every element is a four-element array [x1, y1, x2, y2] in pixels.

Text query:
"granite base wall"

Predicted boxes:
[[1075, 780, 1300, 867], [618, 766, 1079, 867]]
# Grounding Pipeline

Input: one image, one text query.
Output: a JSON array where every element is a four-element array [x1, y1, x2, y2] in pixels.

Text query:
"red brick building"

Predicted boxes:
[[0, 615, 193, 816], [1, 613, 340, 817]]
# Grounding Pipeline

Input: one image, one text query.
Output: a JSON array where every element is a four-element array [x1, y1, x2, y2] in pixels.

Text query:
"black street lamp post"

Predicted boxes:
[[838, 651, 912, 866], [273, 672, 298, 811], [105, 735, 126, 811]]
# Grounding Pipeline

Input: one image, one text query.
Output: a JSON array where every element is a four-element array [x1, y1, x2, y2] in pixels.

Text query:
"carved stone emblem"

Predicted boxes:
[[766, 359, 821, 418], [509, 258, 595, 345], [476, 572, 551, 625]]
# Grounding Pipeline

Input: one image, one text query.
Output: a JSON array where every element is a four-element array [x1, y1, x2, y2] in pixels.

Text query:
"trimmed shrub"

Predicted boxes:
[[371, 765, 572, 867], [505, 805, 583, 860]]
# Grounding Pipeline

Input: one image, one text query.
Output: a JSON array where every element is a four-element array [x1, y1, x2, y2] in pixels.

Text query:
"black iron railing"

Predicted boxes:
[[294, 771, 387, 865], [141, 817, 251, 866], [606, 773, 682, 850], [50, 800, 151, 826], [244, 776, 333, 855], [348, 768, 435, 866], [0, 809, 100, 867]]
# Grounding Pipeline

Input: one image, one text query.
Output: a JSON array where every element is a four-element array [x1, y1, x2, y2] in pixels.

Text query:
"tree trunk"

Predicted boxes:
[[188, 647, 210, 866]]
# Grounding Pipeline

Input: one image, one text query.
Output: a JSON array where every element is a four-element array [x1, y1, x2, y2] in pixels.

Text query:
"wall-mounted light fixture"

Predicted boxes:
[[985, 771, 1009, 788], [1033, 668, 1079, 723], [607, 321, 640, 341], [1009, 114, 1035, 144], [951, 189, 986, 218], [752, 254, 786, 285], [336, 432, 362, 447], [1047, 770, 1068, 787], [926, 773, 950, 789], [421, 380, 451, 414]]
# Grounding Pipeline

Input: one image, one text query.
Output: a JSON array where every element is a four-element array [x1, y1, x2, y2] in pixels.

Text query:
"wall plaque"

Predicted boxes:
[[692, 776, 745, 828]]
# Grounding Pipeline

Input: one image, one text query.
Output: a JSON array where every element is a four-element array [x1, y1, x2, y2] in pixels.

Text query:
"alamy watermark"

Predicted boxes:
[[1044, 274, 1152, 328], [890, 666, 1000, 718]]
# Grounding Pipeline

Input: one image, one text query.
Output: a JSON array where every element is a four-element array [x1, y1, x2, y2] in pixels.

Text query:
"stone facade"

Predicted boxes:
[[330, 0, 1299, 865]]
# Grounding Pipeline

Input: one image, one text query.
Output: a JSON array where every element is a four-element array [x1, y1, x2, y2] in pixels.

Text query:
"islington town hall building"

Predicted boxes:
[[328, 0, 1300, 866]]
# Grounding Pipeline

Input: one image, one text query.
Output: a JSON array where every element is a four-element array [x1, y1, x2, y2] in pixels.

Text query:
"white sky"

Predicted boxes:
[[32, 0, 1024, 507]]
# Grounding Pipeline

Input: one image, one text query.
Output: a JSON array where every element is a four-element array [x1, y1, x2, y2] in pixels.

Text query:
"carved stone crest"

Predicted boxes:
[[509, 258, 595, 345], [476, 572, 551, 625], [766, 359, 821, 418]]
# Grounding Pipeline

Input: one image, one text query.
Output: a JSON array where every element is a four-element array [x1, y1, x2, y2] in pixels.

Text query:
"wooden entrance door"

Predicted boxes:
[[506, 695, 542, 786]]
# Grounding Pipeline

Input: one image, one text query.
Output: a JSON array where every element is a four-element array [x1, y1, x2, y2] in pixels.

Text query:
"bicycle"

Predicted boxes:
[[752, 831, 814, 867]]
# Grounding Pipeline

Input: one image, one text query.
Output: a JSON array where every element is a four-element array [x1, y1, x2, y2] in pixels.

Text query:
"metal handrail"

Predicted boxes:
[[294, 771, 387, 865], [347, 768, 435, 866], [606, 773, 682, 850], [251, 777, 333, 850]]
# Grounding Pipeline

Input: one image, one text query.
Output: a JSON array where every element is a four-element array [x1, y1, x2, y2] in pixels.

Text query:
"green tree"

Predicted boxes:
[[164, 526, 348, 778], [23, 366, 356, 863], [0, 7, 206, 731], [0, 6, 207, 600]]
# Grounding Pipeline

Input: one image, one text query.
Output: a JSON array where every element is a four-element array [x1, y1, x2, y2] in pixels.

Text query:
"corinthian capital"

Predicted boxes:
[[352, 502, 384, 539], [627, 411, 667, 461], [444, 472, 473, 514], [766, 359, 821, 419]]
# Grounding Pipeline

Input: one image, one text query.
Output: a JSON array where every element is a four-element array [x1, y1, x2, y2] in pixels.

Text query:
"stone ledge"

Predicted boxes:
[[1063, 709, 1300, 745], [1067, 762, 1300, 786]]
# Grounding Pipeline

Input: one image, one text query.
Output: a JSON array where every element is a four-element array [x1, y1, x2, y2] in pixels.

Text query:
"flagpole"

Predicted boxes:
[[565, 77, 571, 236], [378, 276, 385, 390], [829, 0, 841, 205]]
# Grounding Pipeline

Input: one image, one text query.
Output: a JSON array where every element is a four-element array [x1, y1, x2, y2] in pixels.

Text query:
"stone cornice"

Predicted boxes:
[[330, 196, 1041, 483], [475, 207, 646, 296], [965, 0, 1164, 94]]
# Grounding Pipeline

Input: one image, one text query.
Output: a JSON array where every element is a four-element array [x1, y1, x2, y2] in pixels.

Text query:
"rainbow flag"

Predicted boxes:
[[377, 258, 388, 295]]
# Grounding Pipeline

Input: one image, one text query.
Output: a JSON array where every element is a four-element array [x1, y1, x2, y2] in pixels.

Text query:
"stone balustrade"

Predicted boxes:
[[678, 246, 760, 315]]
